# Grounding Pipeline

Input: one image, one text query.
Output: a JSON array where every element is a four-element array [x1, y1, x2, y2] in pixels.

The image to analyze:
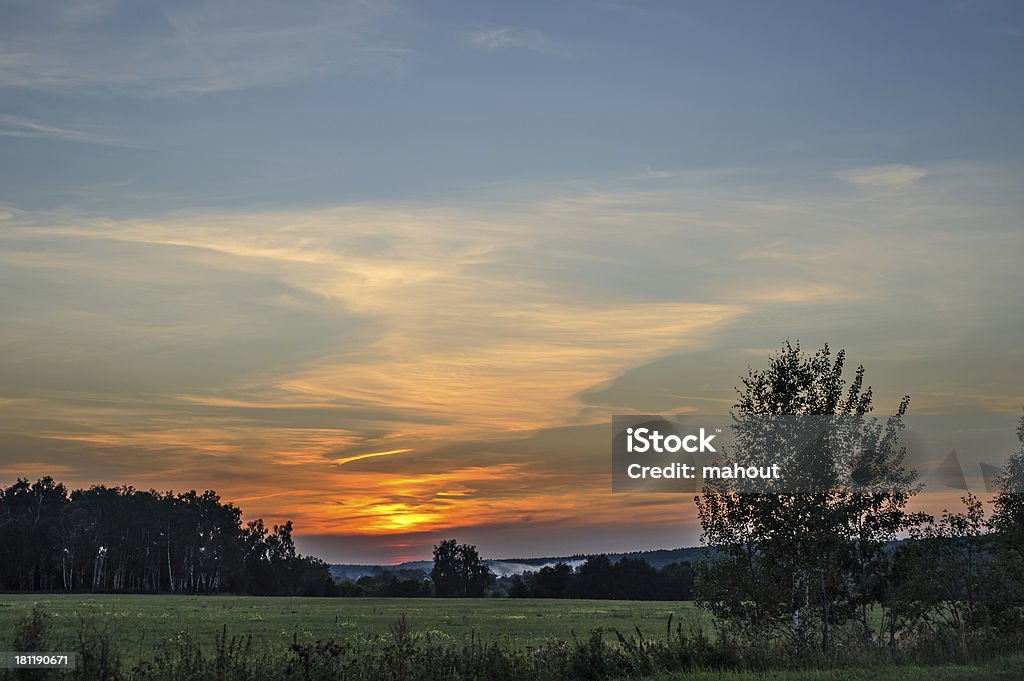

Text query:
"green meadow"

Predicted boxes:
[[2, 595, 1021, 680], [639, 656, 1024, 681], [0, 594, 708, 653]]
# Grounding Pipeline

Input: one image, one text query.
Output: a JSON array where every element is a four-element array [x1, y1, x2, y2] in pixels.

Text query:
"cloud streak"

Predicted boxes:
[[465, 26, 572, 57], [335, 448, 414, 466], [835, 164, 928, 188], [0, 0, 407, 95], [0, 114, 139, 147]]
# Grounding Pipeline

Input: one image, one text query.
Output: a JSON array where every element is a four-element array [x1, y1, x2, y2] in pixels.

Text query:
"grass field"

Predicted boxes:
[[640, 655, 1024, 681], [3, 595, 1021, 680], [0, 594, 710, 655]]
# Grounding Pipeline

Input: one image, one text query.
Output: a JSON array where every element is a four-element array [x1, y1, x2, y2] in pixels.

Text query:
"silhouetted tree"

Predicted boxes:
[[660, 562, 696, 600], [696, 341, 918, 651], [534, 562, 572, 598], [572, 554, 614, 599], [991, 411, 1024, 543], [431, 539, 492, 596], [985, 411, 1024, 628], [350, 569, 429, 597]]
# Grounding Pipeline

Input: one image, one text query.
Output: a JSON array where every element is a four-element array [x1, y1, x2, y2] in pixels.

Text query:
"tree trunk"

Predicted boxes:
[[820, 571, 830, 652], [166, 522, 175, 593]]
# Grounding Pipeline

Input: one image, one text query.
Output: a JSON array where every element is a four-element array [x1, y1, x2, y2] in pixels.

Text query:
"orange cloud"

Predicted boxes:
[[2, 169, 1021, 562]]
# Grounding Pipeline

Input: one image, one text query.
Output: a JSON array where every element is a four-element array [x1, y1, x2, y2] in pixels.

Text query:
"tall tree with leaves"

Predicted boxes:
[[695, 341, 918, 651], [991, 411, 1024, 543], [431, 539, 491, 597], [986, 410, 1024, 628]]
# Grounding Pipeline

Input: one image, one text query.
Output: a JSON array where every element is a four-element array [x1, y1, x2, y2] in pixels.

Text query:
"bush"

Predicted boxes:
[[3, 611, 1023, 681]]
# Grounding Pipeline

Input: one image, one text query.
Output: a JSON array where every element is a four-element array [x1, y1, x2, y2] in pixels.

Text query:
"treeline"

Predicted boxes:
[[503, 555, 695, 600], [332, 551, 695, 600], [1, 477, 696, 601], [435, 539, 695, 600], [335, 569, 431, 597], [0, 478, 333, 595]]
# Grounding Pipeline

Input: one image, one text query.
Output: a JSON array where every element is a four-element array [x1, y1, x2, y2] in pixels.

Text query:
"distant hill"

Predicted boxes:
[[330, 546, 705, 580]]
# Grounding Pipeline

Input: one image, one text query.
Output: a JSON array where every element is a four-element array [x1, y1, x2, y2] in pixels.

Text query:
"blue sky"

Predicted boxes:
[[2, 0, 1022, 213], [1, 0, 1023, 563]]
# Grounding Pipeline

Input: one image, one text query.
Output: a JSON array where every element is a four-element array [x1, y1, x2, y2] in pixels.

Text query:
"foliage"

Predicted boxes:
[[0, 479, 331, 595], [981, 412, 1024, 628], [695, 342, 1024, 649], [502, 557, 695, 600], [11, 603, 50, 653], [430, 539, 492, 597], [989, 411, 1024, 552], [3, 604, 1023, 681], [695, 341, 919, 651], [874, 417, 1024, 638], [338, 569, 430, 597]]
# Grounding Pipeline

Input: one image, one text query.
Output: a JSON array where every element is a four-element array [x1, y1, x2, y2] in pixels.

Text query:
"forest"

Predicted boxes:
[[0, 480, 333, 595]]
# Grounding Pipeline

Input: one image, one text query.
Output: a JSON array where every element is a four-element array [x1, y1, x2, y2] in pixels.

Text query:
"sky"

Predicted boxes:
[[1, 0, 1023, 564]]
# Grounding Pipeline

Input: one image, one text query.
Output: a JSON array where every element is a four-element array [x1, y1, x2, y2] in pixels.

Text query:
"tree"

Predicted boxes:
[[695, 341, 918, 651], [430, 539, 492, 596], [917, 494, 992, 632], [612, 557, 663, 600], [493, 554, 695, 600], [572, 555, 614, 599], [985, 411, 1024, 628], [660, 561, 696, 600], [534, 562, 572, 598], [991, 411, 1024, 543]]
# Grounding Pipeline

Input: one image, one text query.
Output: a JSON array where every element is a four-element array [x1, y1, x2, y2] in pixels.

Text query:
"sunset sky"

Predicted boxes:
[[1, 1, 1023, 563]]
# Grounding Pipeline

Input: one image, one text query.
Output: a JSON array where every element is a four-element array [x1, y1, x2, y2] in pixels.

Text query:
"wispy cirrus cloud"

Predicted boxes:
[[465, 26, 572, 58], [0, 114, 139, 147], [835, 163, 928, 188], [0, 0, 408, 95]]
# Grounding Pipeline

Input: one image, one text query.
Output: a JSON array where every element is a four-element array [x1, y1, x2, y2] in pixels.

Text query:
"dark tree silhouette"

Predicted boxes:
[[991, 411, 1024, 542], [533, 562, 572, 598], [430, 539, 492, 596], [502, 555, 695, 600], [696, 341, 918, 651], [0, 478, 333, 595]]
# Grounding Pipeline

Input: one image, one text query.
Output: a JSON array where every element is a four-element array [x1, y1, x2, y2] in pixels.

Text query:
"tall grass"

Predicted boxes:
[[3, 606, 1020, 681]]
